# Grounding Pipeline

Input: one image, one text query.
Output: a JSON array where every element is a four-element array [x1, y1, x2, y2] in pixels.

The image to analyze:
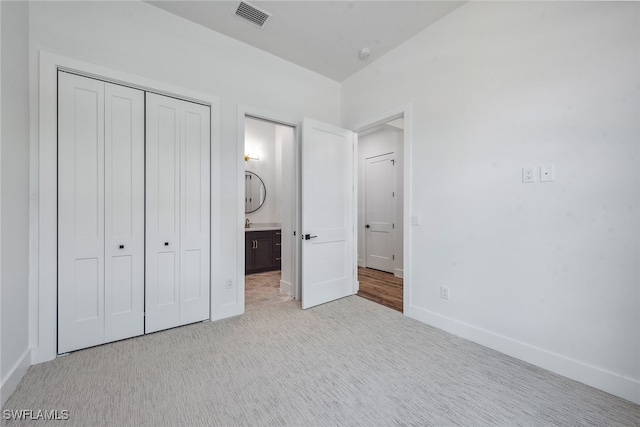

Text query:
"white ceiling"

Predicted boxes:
[[147, 1, 465, 82]]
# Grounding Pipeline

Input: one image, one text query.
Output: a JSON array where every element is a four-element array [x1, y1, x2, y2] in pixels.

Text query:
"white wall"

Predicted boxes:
[[1, 0, 31, 407], [357, 126, 403, 276], [28, 0, 341, 350], [343, 2, 640, 404], [245, 117, 279, 224]]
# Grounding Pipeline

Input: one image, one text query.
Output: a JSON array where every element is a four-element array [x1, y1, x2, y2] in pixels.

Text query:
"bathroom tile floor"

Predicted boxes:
[[245, 270, 293, 310]]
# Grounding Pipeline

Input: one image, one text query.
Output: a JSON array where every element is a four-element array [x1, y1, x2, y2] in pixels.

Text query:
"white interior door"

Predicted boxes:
[[301, 117, 356, 309], [58, 72, 144, 353], [146, 93, 210, 333], [178, 101, 211, 325], [104, 82, 145, 342], [58, 73, 105, 353], [146, 93, 181, 333], [365, 153, 395, 273]]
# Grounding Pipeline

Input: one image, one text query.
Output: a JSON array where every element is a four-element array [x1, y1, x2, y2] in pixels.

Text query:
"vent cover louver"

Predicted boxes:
[[235, 2, 271, 29]]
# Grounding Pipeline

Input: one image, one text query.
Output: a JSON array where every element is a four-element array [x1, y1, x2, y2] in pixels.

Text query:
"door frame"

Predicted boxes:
[[33, 51, 220, 364], [350, 104, 412, 313], [236, 106, 301, 307]]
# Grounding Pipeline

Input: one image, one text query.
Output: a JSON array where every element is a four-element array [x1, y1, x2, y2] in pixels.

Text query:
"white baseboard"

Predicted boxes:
[[358, 258, 365, 268], [1, 348, 31, 407], [394, 268, 403, 278], [406, 305, 640, 405], [280, 279, 293, 295]]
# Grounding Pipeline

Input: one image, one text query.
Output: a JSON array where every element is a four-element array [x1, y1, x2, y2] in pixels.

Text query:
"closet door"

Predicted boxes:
[[58, 73, 144, 353], [146, 93, 210, 333], [146, 94, 182, 333], [179, 101, 211, 325], [58, 73, 106, 353], [104, 82, 145, 342]]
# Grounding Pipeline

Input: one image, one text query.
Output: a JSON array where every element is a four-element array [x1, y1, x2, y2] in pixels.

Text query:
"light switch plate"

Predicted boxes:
[[540, 165, 555, 182]]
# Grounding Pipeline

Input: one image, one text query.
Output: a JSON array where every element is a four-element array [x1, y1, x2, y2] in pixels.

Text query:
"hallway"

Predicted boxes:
[[357, 267, 403, 312]]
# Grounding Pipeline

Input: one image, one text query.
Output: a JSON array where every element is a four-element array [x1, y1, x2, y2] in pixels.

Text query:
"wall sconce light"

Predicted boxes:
[[244, 154, 260, 161]]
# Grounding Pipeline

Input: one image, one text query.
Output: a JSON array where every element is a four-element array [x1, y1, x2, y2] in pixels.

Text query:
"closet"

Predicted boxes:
[[145, 93, 211, 333], [57, 72, 210, 353]]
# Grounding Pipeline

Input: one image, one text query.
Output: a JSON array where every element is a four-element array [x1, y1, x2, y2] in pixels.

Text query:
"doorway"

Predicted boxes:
[[356, 116, 404, 312], [243, 116, 297, 311]]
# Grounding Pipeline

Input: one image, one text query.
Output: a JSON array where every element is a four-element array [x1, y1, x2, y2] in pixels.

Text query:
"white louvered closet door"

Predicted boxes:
[[145, 93, 210, 333], [58, 72, 144, 353]]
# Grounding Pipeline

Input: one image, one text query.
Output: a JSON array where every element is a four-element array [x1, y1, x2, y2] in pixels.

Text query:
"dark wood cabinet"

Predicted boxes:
[[245, 230, 281, 274]]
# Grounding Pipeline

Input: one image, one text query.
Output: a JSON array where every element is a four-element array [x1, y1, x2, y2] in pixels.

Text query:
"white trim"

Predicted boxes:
[[406, 304, 640, 405], [352, 133, 359, 295], [237, 106, 301, 304], [0, 2, 3, 394], [0, 349, 31, 408], [34, 50, 221, 363], [279, 280, 293, 296], [350, 103, 413, 314], [394, 269, 403, 279]]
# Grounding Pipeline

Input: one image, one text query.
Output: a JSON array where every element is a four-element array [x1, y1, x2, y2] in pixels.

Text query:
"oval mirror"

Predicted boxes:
[[245, 171, 266, 213]]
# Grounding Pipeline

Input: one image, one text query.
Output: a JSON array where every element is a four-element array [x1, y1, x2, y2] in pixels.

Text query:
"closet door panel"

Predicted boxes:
[[104, 83, 145, 341], [58, 72, 106, 353], [146, 93, 181, 333], [180, 104, 210, 325]]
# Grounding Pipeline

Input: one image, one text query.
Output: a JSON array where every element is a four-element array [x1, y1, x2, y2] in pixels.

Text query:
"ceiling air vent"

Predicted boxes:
[[234, 2, 271, 29]]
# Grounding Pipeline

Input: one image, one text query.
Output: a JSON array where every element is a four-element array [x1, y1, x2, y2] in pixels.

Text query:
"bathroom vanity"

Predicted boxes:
[[244, 170, 281, 274], [245, 227, 281, 274]]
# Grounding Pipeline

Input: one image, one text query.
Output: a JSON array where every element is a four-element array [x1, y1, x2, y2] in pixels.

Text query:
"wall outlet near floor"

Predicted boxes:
[[440, 286, 450, 300], [225, 278, 233, 289]]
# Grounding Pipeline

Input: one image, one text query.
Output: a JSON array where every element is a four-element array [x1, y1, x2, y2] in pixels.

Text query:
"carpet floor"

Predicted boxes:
[[2, 297, 639, 426]]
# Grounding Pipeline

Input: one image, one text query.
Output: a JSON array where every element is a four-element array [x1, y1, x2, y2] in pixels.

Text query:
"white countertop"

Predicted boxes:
[[244, 222, 281, 232]]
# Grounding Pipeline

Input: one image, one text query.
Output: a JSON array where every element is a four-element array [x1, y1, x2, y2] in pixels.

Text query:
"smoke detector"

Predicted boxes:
[[234, 2, 272, 29], [359, 48, 371, 60]]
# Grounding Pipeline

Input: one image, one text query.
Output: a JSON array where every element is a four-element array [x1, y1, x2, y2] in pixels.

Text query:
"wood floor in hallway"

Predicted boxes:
[[357, 267, 403, 312]]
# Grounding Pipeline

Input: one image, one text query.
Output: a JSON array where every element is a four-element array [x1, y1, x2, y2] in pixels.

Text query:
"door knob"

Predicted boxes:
[[119, 244, 124, 249], [304, 234, 317, 240], [164, 242, 169, 246], [365, 224, 370, 228]]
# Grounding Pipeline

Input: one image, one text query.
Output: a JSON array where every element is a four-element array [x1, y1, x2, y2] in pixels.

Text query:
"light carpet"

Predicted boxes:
[[2, 296, 639, 426]]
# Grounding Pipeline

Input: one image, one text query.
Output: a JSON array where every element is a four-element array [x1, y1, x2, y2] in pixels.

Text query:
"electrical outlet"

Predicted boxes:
[[225, 278, 233, 289], [440, 286, 450, 300], [522, 167, 535, 183], [411, 215, 421, 226], [540, 165, 555, 182]]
